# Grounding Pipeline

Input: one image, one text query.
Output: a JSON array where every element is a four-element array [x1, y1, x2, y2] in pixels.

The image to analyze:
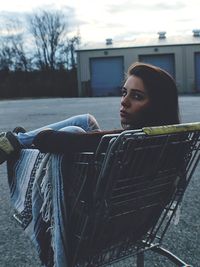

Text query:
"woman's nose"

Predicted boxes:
[[121, 95, 130, 107]]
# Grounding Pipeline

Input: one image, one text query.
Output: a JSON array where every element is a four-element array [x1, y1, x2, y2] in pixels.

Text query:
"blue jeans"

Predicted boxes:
[[17, 114, 100, 147]]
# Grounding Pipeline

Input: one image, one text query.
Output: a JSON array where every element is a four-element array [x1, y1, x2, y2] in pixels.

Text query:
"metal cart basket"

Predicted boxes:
[[64, 122, 200, 267]]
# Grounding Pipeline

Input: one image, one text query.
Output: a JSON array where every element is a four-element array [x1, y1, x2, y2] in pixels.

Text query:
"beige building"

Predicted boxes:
[[76, 31, 200, 96]]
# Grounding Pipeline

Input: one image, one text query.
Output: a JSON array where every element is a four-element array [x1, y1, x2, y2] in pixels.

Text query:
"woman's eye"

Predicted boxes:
[[121, 88, 127, 96], [131, 93, 144, 100]]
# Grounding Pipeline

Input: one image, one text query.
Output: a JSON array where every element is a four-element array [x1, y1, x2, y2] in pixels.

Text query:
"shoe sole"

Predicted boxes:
[[0, 132, 21, 164], [13, 127, 26, 134]]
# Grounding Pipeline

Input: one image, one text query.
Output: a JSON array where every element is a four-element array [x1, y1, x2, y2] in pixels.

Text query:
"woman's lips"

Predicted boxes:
[[120, 109, 128, 117]]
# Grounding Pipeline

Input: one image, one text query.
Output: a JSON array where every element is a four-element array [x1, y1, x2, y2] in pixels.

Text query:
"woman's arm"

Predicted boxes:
[[33, 129, 122, 153]]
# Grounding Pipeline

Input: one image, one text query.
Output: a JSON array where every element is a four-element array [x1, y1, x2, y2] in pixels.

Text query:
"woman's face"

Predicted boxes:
[[120, 75, 151, 129]]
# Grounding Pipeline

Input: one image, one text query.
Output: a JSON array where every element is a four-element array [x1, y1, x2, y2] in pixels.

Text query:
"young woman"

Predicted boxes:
[[0, 62, 180, 162]]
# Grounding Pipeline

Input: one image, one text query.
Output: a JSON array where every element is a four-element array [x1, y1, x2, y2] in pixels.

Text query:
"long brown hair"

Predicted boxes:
[[127, 62, 180, 127]]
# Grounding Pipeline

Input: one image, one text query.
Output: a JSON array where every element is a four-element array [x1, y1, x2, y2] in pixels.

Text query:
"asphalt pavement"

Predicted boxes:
[[0, 96, 200, 267]]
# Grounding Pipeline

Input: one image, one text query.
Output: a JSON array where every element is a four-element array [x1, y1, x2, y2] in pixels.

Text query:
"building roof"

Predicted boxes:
[[77, 32, 200, 51]]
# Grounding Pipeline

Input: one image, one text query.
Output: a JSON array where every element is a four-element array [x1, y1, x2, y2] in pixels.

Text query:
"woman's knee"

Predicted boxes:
[[59, 125, 86, 133], [87, 114, 100, 131]]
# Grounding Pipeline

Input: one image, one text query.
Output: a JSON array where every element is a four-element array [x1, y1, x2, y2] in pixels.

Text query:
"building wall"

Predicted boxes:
[[185, 46, 200, 92], [77, 44, 200, 96], [77, 49, 126, 96]]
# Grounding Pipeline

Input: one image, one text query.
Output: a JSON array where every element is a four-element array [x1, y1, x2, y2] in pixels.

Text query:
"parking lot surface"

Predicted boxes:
[[0, 96, 199, 266]]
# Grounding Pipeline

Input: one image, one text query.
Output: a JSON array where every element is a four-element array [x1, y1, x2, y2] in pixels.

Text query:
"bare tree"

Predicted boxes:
[[0, 43, 12, 71], [29, 10, 69, 70], [10, 35, 30, 71], [0, 20, 30, 71], [69, 36, 80, 69], [56, 35, 80, 70]]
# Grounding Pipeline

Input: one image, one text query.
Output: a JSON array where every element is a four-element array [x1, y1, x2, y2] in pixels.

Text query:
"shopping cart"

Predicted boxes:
[[64, 122, 200, 267]]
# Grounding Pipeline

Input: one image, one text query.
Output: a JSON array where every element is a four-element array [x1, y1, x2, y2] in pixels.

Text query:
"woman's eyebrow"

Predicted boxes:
[[122, 86, 147, 96], [129, 88, 146, 95]]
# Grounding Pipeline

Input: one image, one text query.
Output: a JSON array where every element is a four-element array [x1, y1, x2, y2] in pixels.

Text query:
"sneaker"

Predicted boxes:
[[0, 132, 21, 164], [13, 126, 26, 134]]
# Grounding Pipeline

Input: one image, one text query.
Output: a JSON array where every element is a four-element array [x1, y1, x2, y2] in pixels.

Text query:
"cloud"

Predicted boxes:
[[0, 0, 198, 44], [155, 1, 186, 10], [0, 10, 26, 22], [55, 5, 80, 32], [113, 29, 157, 41], [0, 5, 81, 37], [0, 11, 27, 38], [106, 0, 186, 14]]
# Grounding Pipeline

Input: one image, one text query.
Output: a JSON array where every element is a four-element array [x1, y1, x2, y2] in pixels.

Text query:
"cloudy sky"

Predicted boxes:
[[0, 0, 199, 44]]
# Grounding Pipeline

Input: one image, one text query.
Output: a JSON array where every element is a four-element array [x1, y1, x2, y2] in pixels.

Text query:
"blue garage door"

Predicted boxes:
[[90, 57, 124, 96], [139, 54, 175, 78], [195, 53, 200, 92]]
